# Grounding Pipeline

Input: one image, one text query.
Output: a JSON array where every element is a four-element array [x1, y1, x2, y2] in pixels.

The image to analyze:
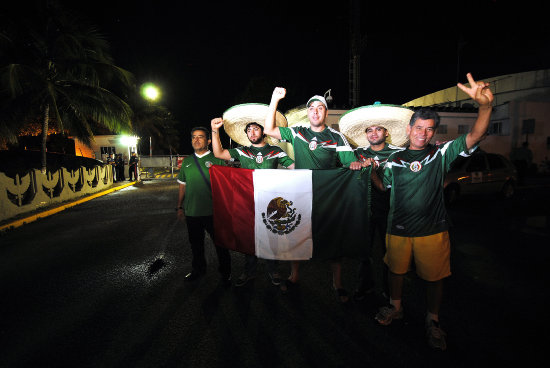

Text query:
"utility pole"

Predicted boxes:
[[349, 0, 361, 108]]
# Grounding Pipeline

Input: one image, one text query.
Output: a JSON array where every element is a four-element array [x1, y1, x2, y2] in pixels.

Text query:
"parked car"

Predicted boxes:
[[444, 150, 517, 205]]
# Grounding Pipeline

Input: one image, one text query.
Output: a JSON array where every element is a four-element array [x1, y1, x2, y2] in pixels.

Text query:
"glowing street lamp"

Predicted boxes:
[[140, 83, 161, 102], [140, 82, 161, 157]]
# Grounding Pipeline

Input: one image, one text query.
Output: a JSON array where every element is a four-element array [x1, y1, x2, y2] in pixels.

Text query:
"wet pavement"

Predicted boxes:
[[0, 178, 548, 367]]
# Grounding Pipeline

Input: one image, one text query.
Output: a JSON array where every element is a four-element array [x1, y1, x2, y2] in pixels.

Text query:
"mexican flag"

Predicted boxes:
[[211, 165, 370, 260]]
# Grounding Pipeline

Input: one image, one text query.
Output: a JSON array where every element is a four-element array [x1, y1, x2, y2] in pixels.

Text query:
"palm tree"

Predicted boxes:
[[0, 1, 134, 172], [129, 94, 180, 155]]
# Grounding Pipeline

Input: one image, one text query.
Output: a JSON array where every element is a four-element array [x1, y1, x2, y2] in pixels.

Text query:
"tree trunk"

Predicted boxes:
[[41, 104, 49, 174]]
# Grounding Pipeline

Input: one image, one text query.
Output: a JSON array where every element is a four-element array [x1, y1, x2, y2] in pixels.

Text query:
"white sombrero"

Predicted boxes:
[[222, 103, 288, 146], [284, 106, 310, 128], [338, 103, 413, 148]]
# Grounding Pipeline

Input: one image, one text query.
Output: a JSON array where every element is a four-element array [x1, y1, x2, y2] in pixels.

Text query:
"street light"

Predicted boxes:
[[324, 89, 333, 105], [140, 83, 161, 102], [140, 82, 161, 157]]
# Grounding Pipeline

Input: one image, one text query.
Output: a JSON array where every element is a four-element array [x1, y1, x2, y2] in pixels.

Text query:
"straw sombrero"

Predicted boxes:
[[338, 103, 413, 148], [284, 106, 310, 128], [222, 103, 288, 146]]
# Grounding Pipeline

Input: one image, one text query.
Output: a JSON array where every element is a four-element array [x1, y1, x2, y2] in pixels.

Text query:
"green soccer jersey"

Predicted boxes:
[[383, 135, 474, 236], [356, 143, 404, 217], [177, 151, 225, 217], [279, 126, 356, 169], [228, 144, 294, 169]]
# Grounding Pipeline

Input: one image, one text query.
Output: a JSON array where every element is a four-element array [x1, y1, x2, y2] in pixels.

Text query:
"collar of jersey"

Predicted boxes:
[[194, 150, 211, 158]]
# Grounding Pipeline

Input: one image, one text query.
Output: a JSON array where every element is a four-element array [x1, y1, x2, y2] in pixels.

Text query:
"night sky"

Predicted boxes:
[[6, 1, 550, 152]]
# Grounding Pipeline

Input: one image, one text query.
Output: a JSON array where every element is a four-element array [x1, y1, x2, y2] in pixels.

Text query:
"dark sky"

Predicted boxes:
[[7, 0, 550, 152]]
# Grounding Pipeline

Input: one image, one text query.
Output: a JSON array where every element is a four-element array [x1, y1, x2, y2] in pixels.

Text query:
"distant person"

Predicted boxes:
[[176, 127, 232, 285], [115, 153, 125, 182], [369, 73, 494, 351], [510, 141, 532, 185], [263, 87, 362, 303], [211, 117, 295, 287], [129, 152, 139, 181], [107, 153, 116, 182]]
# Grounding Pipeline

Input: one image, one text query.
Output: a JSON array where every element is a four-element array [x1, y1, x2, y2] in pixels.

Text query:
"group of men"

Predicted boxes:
[[106, 152, 140, 182], [175, 73, 494, 351]]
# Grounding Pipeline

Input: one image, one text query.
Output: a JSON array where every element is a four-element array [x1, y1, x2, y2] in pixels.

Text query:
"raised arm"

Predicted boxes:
[[264, 87, 286, 140], [457, 73, 494, 150], [210, 118, 232, 161]]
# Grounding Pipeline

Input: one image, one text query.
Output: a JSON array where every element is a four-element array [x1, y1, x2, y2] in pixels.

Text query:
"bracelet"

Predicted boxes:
[[212, 131, 218, 134]]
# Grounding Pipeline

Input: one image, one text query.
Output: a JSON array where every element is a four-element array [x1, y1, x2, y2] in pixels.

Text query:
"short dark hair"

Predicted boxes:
[[191, 126, 210, 140], [409, 108, 440, 129], [364, 125, 387, 133], [244, 122, 264, 134]]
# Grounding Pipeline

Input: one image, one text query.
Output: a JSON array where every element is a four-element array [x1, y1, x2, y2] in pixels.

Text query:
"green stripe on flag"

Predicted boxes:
[[312, 168, 370, 260]]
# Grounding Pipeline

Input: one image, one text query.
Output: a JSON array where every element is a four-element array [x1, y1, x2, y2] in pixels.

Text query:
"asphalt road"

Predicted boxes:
[[0, 179, 548, 368]]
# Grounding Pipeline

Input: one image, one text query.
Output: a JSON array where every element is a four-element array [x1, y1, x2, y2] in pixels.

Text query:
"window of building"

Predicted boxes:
[[438, 124, 447, 134], [458, 125, 470, 134], [489, 121, 502, 135], [101, 146, 116, 155]]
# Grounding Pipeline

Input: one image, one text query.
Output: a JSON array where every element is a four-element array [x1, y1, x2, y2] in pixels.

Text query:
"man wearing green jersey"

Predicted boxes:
[[176, 127, 232, 284], [211, 117, 295, 287], [264, 87, 362, 303], [370, 73, 494, 350], [354, 126, 404, 301]]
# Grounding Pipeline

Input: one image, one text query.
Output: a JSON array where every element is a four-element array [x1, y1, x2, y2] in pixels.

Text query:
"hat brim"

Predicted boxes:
[[222, 103, 288, 146], [285, 106, 310, 128], [338, 105, 413, 148]]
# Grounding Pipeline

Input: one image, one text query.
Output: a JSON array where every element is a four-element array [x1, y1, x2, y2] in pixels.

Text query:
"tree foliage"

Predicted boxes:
[[0, 1, 134, 170]]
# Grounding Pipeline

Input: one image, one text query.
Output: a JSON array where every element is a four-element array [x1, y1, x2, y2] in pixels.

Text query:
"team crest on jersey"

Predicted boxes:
[[308, 141, 318, 150], [205, 161, 213, 168], [410, 161, 422, 172], [256, 154, 263, 164], [262, 196, 301, 235]]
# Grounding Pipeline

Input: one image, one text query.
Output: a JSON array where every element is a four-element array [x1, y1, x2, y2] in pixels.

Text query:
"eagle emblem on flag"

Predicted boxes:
[[262, 196, 301, 235]]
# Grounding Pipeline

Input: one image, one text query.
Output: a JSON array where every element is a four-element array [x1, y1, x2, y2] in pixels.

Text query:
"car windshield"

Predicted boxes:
[[465, 154, 487, 172]]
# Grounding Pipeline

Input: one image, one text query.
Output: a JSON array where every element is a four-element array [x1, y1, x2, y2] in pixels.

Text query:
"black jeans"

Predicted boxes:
[[357, 215, 388, 294], [185, 215, 231, 277]]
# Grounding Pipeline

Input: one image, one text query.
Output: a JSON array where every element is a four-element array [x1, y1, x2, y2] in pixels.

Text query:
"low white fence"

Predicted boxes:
[[0, 165, 113, 223]]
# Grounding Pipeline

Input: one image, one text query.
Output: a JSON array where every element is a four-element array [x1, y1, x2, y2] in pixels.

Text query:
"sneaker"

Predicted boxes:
[[268, 272, 282, 286], [375, 304, 404, 326], [234, 273, 255, 287], [426, 319, 447, 351]]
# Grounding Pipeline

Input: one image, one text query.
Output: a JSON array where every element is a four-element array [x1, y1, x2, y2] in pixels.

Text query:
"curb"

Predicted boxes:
[[0, 181, 137, 232]]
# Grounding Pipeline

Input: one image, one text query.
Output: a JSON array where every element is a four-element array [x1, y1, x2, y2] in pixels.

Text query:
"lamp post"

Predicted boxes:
[[140, 82, 161, 157]]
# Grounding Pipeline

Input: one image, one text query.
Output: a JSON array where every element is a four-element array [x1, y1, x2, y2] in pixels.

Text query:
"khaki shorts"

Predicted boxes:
[[384, 231, 451, 281]]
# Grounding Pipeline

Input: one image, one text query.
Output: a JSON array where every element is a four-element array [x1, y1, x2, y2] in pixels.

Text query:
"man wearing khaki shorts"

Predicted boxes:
[[368, 73, 494, 350]]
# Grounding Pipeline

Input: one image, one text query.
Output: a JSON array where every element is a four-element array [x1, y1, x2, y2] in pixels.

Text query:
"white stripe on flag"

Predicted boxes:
[[253, 169, 313, 260]]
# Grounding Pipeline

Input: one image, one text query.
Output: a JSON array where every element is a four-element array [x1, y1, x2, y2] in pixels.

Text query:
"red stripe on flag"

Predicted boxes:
[[211, 165, 255, 255]]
